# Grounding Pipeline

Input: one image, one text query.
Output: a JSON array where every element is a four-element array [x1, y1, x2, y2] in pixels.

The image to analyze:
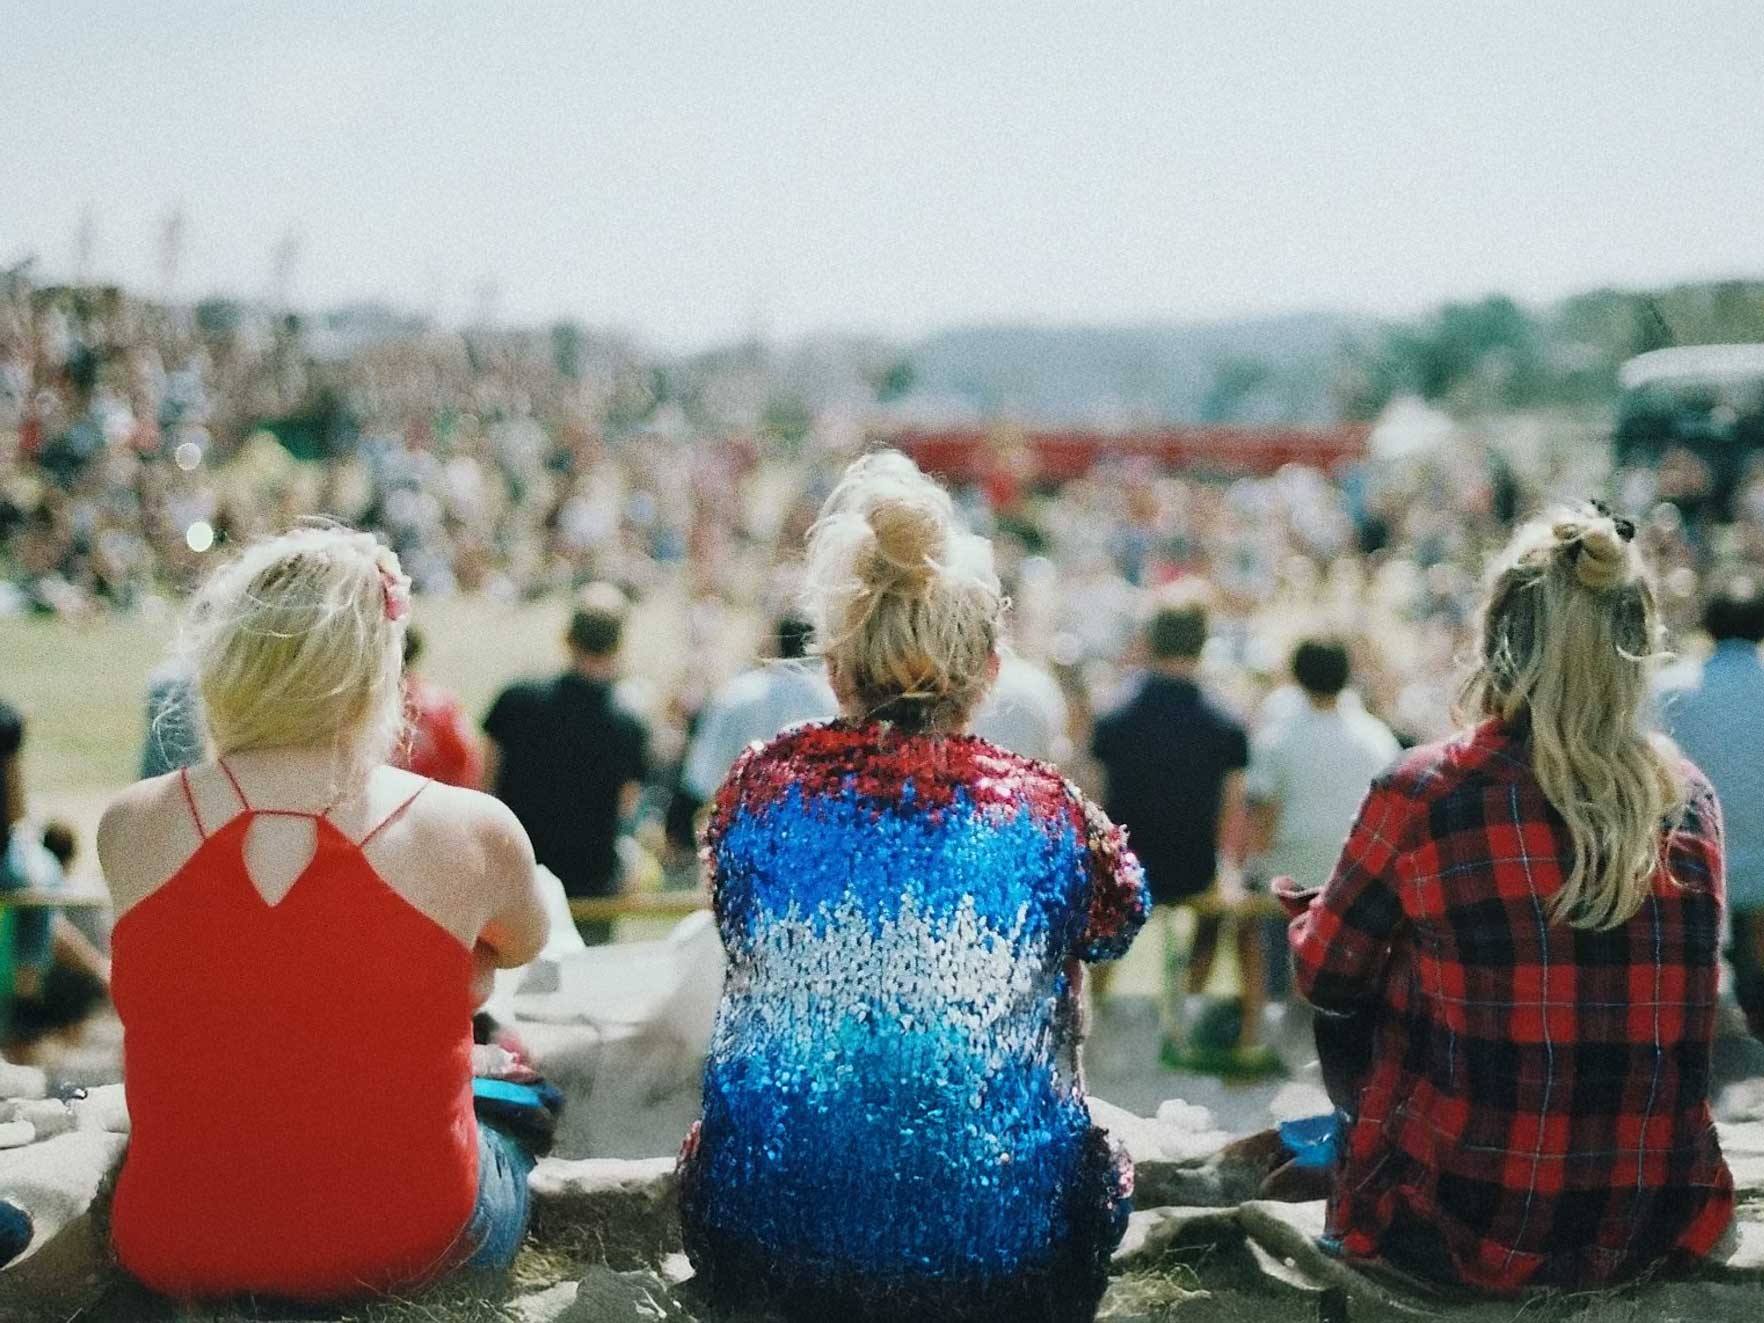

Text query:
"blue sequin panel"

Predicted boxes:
[[689, 776, 1107, 1285]]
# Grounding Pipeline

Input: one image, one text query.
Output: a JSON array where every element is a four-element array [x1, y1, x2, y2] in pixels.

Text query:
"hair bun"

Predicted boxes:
[[861, 496, 944, 592], [1554, 515, 1631, 592]]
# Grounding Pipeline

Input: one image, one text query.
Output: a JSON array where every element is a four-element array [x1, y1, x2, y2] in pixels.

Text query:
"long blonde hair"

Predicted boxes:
[[804, 450, 1004, 731], [181, 523, 411, 783], [1461, 504, 1685, 929]]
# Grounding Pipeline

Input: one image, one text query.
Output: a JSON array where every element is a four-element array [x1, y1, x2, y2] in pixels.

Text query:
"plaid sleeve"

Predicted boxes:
[[1674, 764, 1726, 913], [1071, 786, 1150, 962], [1275, 776, 1411, 1013]]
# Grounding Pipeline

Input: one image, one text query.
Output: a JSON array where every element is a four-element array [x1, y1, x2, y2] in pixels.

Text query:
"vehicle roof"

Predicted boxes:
[[1620, 343, 1764, 390]]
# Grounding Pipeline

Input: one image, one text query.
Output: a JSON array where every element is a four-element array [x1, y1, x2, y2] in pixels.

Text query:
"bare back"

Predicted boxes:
[[100, 752, 547, 965]]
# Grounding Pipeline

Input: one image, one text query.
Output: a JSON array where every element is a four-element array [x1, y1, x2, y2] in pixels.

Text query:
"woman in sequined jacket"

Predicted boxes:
[[678, 452, 1150, 1323]]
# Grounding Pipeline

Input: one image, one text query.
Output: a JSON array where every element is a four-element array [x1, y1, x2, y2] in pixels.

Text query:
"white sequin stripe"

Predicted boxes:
[[719, 892, 1052, 1060]]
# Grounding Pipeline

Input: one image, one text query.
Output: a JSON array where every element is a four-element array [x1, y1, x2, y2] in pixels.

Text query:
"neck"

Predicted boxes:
[[221, 739, 370, 787], [570, 655, 618, 682], [1306, 692, 1340, 712], [1150, 658, 1199, 680], [839, 704, 972, 735]]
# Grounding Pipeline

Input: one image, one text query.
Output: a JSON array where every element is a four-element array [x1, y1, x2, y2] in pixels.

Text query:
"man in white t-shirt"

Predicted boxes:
[[972, 652, 1071, 765], [680, 615, 838, 803], [1247, 639, 1401, 894]]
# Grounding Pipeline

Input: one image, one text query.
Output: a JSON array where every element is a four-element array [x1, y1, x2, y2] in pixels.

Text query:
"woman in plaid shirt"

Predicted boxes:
[[1277, 504, 1734, 1293]]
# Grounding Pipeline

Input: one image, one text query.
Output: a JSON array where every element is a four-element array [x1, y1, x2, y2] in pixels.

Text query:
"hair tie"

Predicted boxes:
[[1588, 499, 1637, 543], [373, 546, 411, 622]]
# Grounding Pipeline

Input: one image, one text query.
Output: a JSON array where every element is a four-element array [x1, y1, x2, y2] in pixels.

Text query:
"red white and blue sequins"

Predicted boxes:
[[678, 721, 1149, 1317]]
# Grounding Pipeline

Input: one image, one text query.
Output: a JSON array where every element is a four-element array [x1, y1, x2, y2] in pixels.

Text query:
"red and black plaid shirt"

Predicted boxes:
[[1277, 719, 1733, 1293]]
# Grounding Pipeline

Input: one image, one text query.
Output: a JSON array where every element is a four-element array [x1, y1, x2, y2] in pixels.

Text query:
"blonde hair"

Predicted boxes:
[[182, 523, 410, 781], [1461, 504, 1686, 929], [804, 450, 1004, 731]]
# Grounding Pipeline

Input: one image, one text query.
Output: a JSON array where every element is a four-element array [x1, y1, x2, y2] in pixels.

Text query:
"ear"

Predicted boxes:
[[986, 650, 1001, 686]]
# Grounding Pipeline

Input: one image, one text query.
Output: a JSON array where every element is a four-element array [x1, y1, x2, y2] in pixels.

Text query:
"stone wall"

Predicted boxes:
[[4, 1078, 1761, 1323]]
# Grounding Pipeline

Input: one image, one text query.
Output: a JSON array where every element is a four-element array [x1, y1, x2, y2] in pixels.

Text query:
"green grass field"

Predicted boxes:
[[0, 595, 584, 851], [1, 591, 1181, 993]]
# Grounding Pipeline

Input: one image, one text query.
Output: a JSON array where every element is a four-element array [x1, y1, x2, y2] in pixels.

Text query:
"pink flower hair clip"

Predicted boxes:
[[373, 545, 412, 623]]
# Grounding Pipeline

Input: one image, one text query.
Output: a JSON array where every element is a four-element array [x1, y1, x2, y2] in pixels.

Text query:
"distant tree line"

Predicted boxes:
[[1337, 280, 1764, 420]]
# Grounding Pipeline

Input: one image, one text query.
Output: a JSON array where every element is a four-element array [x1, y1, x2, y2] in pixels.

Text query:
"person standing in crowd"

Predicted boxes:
[[483, 583, 650, 945], [98, 527, 550, 1302], [1247, 638, 1400, 894], [1659, 576, 1764, 1040], [679, 613, 836, 809], [1279, 506, 1732, 1292], [396, 625, 484, 789], [139, 659, 205, 780], [973, 650, 1072, 764], [1090, 585, 1262, 1071], [1245, 639, 1400, 1025], [1, 699, 111, 1039], [680, 451, 1147, 1323]]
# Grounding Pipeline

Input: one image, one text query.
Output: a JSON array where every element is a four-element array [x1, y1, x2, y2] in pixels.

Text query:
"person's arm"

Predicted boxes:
[[1245, 799, 1278, 858], [1216, 769, 1249, 886], [1216, 722, 1252, 879], [680, 694, 734, 804], [475, 799, 548, 971], [614, 716, 651, 887], [1243, 731, 1283, 859], [1273, 776, 1409, 1014], [52, 914, 110, 987], [1072, 788, 1150, 963], [0, 702, 25, 831], [479, 687, 516, 795]]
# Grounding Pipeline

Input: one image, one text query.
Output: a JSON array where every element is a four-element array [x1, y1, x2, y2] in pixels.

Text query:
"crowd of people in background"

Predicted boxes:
[[9, 274, 1764, 1062], [0, 416, 1757, 1303]]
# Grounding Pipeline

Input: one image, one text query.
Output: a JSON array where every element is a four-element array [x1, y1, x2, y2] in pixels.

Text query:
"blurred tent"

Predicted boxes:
[[1368, 395, 1455, 462]]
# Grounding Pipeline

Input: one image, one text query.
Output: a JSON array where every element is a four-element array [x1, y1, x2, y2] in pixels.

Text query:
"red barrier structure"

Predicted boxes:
[[893, 424, 1371, 485]]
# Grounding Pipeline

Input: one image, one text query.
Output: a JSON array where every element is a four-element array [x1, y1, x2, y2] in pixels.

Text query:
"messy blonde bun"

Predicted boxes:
[[805, 451, 1004, 731], [1462, 503, 1684, 929], [1554, 511, 1633, 592], [182, 523, 410, 784]]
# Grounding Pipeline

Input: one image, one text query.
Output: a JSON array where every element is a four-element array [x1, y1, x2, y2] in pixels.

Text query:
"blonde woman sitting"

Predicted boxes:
[[678, 452, 1149, 1323], [1277, 504, 1733, 1293], [98, 526, 549, 1302]]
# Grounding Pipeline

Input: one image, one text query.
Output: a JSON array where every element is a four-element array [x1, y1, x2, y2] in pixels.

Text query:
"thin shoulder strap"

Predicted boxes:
[[358, 779, 432, 848], [179, 766, 208, 840], [216, 758, 251, 812]]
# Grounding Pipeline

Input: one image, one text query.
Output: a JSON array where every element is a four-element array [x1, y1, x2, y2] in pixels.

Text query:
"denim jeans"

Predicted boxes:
[[459, 1123, 535, 1272]]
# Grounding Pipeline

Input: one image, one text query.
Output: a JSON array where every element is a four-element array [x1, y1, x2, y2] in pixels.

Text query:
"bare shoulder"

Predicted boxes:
[[402, 777, 533, 871], [409, 777, 523, 837], [98, 771, 201, 910]]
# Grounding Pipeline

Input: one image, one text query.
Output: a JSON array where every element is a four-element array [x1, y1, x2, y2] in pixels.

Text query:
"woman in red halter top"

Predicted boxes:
[[97, 527, 550, 1303]]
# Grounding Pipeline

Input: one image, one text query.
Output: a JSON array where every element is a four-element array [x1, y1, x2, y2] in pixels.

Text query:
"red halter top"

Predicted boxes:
[[110, 763, 480, 1301]]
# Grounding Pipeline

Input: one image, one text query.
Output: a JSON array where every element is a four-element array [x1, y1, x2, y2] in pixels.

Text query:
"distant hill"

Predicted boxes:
[[896, 312, 1374, 427]]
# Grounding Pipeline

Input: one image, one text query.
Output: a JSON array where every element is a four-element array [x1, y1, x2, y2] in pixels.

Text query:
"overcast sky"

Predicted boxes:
[[5, 3, 1762, 349]]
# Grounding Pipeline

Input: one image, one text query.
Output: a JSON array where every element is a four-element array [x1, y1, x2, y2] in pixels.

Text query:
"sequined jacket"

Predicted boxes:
[[678, 720, 1149, 1300]]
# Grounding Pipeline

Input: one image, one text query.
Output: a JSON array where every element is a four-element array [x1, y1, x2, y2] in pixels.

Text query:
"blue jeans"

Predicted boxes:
[[459, 1124, 535, 1273]]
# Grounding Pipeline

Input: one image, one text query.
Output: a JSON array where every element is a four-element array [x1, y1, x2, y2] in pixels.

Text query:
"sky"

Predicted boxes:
[[4, 2, 1763, 350]]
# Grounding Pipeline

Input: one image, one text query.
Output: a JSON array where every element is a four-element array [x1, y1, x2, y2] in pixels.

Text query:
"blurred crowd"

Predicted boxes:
[[7, 275, 1764, 806]]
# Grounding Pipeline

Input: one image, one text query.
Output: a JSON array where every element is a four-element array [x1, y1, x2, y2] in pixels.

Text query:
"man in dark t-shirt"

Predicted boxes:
[[1091, 585, 1267, 1069], [483, 584, 650, 944]]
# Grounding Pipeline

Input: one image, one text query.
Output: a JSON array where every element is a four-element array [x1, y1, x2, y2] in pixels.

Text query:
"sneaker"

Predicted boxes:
[[1221, 1044, 1289, 1081], [1160, 1038, 1288, 1080]]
